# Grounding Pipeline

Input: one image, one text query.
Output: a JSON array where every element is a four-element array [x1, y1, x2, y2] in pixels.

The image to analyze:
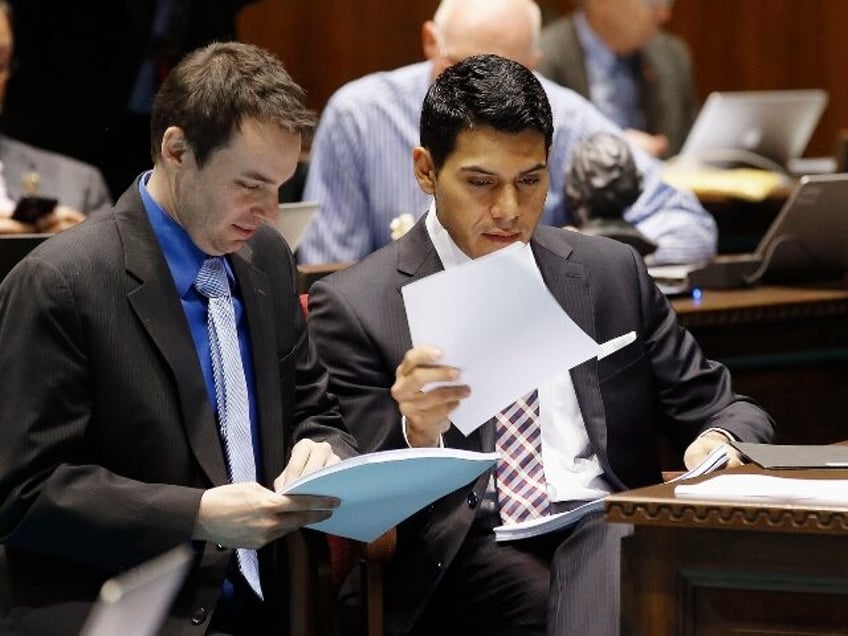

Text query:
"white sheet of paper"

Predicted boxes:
[[402, 242, 600, 435], [675, 474, 848, 506]]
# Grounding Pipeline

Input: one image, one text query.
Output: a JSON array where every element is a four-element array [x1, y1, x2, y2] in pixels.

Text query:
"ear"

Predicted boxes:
[[160, 126, 191, 166], [422, 21, 439, 60], [526, 47, 543, 71], [412, 146, 436, 195]]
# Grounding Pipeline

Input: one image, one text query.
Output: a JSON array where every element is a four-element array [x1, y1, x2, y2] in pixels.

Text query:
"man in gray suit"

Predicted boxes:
[[538, 0, 696, 158], [0, 42, 356, 635], [0, 0, 111, 234], [308, 54, 773, 635]]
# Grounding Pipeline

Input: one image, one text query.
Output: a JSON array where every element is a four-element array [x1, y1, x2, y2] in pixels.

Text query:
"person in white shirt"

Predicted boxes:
[[298, 0, 714, 267]]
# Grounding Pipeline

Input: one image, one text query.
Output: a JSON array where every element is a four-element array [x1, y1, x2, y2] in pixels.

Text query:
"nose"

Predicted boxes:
[[490, 186, 521, 223], [254, 190, 280, 221]]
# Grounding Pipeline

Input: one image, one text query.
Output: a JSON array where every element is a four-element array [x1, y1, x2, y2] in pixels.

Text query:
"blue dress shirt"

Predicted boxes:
[[138, 172, 262, 473]]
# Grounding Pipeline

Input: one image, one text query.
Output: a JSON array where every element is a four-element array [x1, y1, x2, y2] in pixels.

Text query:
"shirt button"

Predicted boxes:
[[467, 491, 479, 508], [191, 606, 209, 625]]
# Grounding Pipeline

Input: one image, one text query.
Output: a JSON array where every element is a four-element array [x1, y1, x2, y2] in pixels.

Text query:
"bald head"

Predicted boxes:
[[423, 0, 542, 81]]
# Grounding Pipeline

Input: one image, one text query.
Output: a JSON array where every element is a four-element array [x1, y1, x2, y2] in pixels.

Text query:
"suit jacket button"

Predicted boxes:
[[467, 491, 479, 508], [191, 606, 208, 625]]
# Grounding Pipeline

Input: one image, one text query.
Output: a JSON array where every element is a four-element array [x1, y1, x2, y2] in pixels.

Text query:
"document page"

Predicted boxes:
[[494, 446, 732, 541], [675, 474, 848, 506], [402, 242, 600, 435], [280, 448, 497, 542]]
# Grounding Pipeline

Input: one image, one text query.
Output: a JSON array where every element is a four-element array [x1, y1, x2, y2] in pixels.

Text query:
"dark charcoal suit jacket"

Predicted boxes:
[[308, 220, 774, 636], [0, 181, 356, 635], [538, 15, 697, 158]]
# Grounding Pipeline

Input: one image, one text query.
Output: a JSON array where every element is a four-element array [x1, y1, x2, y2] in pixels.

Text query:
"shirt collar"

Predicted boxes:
[[424, 202, 541, 277], [574, 10, 618, 74], [139, 171, 232, 297]]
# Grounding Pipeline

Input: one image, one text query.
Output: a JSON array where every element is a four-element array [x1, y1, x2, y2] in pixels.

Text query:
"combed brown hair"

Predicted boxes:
[[150, 41, 316, 167]]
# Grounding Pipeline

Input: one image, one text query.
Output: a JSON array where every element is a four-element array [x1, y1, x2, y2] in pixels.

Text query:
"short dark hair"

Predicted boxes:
[[419, 53, 553, 171], [150, 41, 316, 167]]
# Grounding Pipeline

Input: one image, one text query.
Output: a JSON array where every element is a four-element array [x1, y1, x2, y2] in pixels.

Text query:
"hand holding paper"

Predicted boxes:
[[401, 243, 601, 434]]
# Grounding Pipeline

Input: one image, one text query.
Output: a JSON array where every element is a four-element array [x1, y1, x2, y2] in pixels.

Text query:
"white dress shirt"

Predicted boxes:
[[424, 205, 612, 502]]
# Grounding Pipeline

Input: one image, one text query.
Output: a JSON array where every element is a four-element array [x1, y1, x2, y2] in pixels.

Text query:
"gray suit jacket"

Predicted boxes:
[[538, 16, 697, 157], [0, 134, 112, 214], [308, 220, 774, 635], [0, 181, 356, 635]]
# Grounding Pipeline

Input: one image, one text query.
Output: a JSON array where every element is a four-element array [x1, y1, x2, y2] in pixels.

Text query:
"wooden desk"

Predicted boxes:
[[606, 465, 848, 635], [671, 284, 848, 447]]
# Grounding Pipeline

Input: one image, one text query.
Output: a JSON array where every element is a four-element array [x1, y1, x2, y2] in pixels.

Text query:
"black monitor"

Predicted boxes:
[[684, 173, 848, 289], [756, 173, 848, 283]]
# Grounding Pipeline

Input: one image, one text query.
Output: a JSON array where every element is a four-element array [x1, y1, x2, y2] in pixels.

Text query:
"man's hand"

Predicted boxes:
[[623, 128, 669, 159], [194, 439, 342, 548], [275, 438, 341, 491], [390, 346, 469, 447], [684, 430, 744, 470], [192, 481, 339, 549], [36, 205, 85, 233]]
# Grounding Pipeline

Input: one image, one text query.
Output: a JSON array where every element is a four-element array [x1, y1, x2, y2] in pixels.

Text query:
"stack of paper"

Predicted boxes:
[[494, 446, 732, 541], [675, 474, 848, 506]]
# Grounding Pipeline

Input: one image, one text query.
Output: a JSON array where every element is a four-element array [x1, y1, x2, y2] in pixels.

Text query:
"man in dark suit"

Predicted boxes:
[[0, 41, 356, 635], [308, 54, 774, 635], [538, 0, 696, 158]]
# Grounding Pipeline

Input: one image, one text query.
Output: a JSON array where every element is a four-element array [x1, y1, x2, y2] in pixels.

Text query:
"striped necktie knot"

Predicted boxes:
[[195, 257, 230, 299]]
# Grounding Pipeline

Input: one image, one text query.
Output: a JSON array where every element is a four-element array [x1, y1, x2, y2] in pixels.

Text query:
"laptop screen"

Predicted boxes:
[[756, 172, 848, 283], [276, 201, 319, 251], [680, 90, 828, 169], [79, 545, 193, 636]]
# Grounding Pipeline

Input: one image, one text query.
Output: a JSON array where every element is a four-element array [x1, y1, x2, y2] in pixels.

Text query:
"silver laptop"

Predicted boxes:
[[680, 90, 828, 170], [276, 201, 319, 251], [80, 544, 193, 636], [685, 173, 848, 288]]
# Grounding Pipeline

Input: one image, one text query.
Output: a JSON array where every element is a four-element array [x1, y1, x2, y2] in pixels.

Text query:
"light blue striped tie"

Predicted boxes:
[[195, 257, 263, 600]]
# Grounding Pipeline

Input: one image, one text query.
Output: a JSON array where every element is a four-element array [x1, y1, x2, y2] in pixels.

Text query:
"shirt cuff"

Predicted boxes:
[[700, 427, 737, 442], [401, 415, 444, 448]]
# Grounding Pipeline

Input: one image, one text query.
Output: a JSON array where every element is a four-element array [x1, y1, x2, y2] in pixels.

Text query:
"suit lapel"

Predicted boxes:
[[531, 232, 611, 466], [562, 19, 591, 98], [118, 189, 229, 486], [229, 249, 284, 487], [395, 221, 493, 451]]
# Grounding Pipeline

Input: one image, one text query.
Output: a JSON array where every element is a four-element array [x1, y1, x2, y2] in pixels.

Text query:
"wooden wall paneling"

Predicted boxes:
[[239, 0, 848, 158]]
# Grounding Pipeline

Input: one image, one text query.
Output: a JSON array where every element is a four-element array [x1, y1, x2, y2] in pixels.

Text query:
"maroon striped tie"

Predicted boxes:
[[494, 389, 551, 525]]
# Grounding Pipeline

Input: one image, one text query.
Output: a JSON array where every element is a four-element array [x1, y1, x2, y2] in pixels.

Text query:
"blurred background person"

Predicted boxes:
[[298, 0, 715, 267], [1, 0, 256, 201], [0, 0, 110, 234], [538, 0, 696, 158]]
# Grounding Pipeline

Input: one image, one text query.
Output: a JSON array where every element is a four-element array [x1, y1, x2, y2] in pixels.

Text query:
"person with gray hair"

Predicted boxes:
[[298, 0, 716, 267], [0, 41, 356, 635]]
